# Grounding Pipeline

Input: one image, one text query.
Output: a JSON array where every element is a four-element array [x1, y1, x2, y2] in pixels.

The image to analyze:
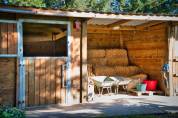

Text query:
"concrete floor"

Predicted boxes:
[[26, 94, 178, 118]]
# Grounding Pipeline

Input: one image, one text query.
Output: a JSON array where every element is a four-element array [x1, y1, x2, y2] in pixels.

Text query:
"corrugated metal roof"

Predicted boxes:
[[0, 5, 178, 21], [121, 20, 149, 26], [88, 19, 119, 25], [88, 19, 150, 26]]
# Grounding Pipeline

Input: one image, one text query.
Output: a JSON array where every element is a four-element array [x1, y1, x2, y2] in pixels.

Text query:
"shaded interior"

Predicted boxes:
[[87, 19, 168, 92], [23, 23, 67, 57]]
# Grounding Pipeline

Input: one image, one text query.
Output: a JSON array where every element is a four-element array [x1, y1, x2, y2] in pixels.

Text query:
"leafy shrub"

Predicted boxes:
[[0, 106, 25, 118]]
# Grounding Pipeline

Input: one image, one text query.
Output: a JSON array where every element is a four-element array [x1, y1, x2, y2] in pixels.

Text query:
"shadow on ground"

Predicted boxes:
[[26, 95, 178, 118]]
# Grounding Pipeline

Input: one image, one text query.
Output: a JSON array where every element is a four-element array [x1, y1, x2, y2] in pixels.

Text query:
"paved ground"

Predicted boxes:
[[26, 94, 178, 118]]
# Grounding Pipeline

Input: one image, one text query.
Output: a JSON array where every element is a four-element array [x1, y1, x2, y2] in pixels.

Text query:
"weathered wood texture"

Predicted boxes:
[[0, 58, 16, 106], [25, 58, 66, 106], [87, 23, 168, 91], [125, 23, 168, 91], [172, 26, 178, 96], [0, 23, 17, 54], [81, 21, 88, 102], [70, 21, 81, 104]]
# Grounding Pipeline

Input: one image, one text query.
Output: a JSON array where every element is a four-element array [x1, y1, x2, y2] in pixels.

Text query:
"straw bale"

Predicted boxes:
[[105, 49, 128, 58], [106, 57, 128, 66], [88, 58, 107, 66], [94, 66, 117, 76], [114, 66, 142, 76], [88, 49, 105, 58], [129, 73, 148, 80]]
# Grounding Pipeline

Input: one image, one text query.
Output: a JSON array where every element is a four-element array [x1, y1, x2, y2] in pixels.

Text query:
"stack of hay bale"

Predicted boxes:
[[88, 49, 147, 90]]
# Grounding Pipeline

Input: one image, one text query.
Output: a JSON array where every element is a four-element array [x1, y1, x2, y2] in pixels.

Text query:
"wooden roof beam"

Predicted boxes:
[[107, 20, 131, 27], [54, 31, 67, 41], [136, 21, 165, 30], [88, 25, 138, 31]]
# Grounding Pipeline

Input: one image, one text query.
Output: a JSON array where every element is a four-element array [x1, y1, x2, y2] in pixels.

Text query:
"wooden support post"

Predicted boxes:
[[168, 23, 175, 96], [65, 22, 72, 104], [81, 20, 88, 103], [17, 20, 25, 108]]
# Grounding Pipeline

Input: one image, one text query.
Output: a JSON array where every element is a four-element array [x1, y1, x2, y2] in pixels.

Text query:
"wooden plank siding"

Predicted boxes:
[[0, 23, 17, 54], [25, 58, 66, 106], [0, 58, 17, 106], [0, 22, 18, 106]]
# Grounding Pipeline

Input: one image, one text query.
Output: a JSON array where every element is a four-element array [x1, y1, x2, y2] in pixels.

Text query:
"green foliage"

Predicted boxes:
[[0, 106, 25, 118], [7, 0, 46, 7], [86, 0, 111, 12], [0, 0, 177, 14], [118, 0, 177, 14]]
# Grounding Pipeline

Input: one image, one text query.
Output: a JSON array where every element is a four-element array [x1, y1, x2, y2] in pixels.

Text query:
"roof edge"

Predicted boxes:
[[0, 5, 178, 21]]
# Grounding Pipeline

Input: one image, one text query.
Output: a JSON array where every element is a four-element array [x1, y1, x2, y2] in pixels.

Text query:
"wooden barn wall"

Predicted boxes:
[[0, 23, 17, 106], [125, 23, 168, 91], [87, 23, 168, 91], [0, 58, 17, 106], [88, 27, 121, 49], [0, 23, 17, 54]]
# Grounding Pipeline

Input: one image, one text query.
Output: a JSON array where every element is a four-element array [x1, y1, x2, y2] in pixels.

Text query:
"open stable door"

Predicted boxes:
[[22, 20, 71, 107]]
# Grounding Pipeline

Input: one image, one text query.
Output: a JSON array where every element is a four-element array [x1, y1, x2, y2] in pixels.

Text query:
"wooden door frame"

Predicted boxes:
[[17, 19, 72, 108]]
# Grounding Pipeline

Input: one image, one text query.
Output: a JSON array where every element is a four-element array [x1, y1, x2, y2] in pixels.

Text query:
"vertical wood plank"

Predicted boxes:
[[28, 59, 35, 106], [40, 59, 46, 105], [50, 59, 56, 104], [55, 59, 62, 103], [25, 59, 29, 106], [34, 59, 40, 105], [61, 64, 66, 104], [45, 59, 51, 104], [0, 23, 8, 54], [7, 24, 14, 54], [16, 58, 19, 106], [168, 24, 175, 96], [71, 22, 81, 104], [13, 24, 18, 54], [81, 20, 88, 102]]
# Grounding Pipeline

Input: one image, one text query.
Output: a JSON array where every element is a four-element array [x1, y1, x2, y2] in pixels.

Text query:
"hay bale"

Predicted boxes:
[[105, 49, 128, 58], [126, 66, 142, 76], [114, 66, 127, 76], [127, 74, 148, 90], [88, 49, 105, 58], [94, 66, 117, 76], [114, 66, 142, 76], [88, 58, 107, 66], [106, 57, 128, 66]]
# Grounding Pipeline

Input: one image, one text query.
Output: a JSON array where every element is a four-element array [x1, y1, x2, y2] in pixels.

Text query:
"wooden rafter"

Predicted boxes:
[[54, 31, 67, 41], [24, 25, 63, 33], [136, 21, 165, 30], [88, 24, 138, 31], [107, 20, 131, 27]]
